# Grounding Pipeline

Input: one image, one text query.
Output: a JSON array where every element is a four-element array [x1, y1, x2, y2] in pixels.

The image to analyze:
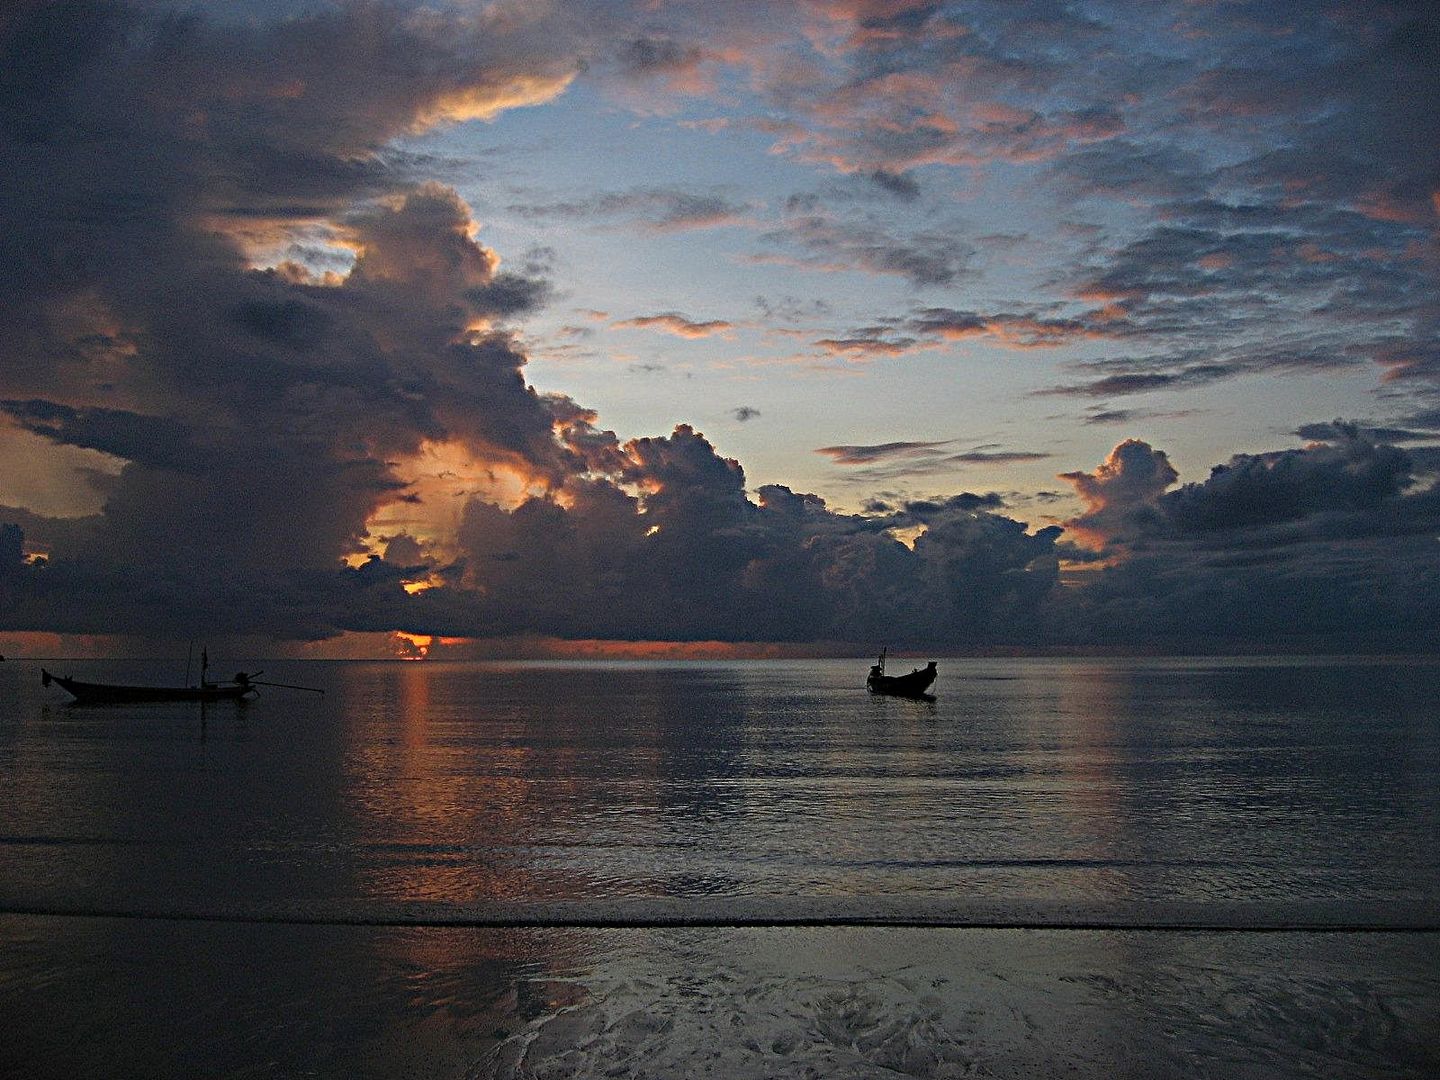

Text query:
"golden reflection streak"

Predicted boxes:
[[341, 664, 630, 910], [1051, 662, 1132, 899]]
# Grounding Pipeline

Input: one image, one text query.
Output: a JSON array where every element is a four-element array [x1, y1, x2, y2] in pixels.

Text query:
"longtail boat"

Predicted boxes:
[[42, 668, 258, 704], [866, 648, 938, 698]]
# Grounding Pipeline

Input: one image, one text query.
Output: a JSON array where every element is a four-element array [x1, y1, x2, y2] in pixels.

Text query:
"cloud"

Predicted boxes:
[[807, 302, 1125, 364], [1059, 439, 1179, 548], [867, 170, 921, 201], [1048, 140, 1209, 203], [604, 35, 743, 103], [449, 424, 1064, 643], [905, 307, 1117, 350], [1037, 334, 1372, 399], [0, 1, 589, 637], [1038, 366, 1241, 399], [5, 1, 1440, 653], [755, 200, 975, 286], [1049, 428, 1440, 649], [614, 313, 736, 339], [948, 450, 1051, 464], [816, 440, 957, 466], [616, 36, 709, 79], [812, 333, 926, 360], [1294, 419, 1440, 445], [1080, 406, 1200, 427], [1061, 427, 1440, 555], [896, 493, 1007, 519], [506, 187, 755, 232], [814, 439, 1049, 485], [752, 295, 834, 324], [1160, 439, 1425, 541]]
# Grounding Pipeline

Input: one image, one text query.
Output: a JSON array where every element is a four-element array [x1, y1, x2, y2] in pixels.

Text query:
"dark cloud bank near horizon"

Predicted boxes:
[[2, 1, 1440, 653]]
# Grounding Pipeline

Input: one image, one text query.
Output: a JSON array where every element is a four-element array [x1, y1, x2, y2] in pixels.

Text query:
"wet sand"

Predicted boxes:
[[2, 914, 1436, 1078]]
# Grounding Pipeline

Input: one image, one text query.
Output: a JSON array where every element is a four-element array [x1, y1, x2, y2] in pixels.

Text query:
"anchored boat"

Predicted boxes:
[[41, 669, 258, 704], [866, 648, 938, 698], [41, 648, 322, 704]]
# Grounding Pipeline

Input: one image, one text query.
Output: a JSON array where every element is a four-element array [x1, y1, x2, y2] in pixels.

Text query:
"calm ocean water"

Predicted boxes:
[[2, 656, 1438, 1077]]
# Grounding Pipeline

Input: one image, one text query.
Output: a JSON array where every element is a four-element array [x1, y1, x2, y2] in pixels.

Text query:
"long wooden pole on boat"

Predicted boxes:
[[250, 680, 324, 694]]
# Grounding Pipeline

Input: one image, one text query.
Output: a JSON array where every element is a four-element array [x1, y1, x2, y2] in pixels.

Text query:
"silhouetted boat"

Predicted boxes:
[[41, 644, 323, 705], [42, 668, 258, 704], [866, 649, 937, 698]]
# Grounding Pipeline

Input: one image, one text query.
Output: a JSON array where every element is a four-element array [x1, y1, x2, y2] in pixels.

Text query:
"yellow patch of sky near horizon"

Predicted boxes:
[[0, 424, 122, 519], [357, 438, 553, 564]]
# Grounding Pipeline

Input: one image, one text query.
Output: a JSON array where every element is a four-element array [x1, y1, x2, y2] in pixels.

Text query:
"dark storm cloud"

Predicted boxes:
[[897, 493, 1006, 518], [0, 400, 209, 474], [1159, 441, 1420, 539], [451, 425, 1063, 643], [1048, 428, 1440, 649], [0, 0, 582, 637], [1399, 407, 1440, 433], [0, 523, 24, 613]]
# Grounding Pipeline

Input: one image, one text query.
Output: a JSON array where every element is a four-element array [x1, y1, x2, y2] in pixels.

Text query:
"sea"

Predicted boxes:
[[1, 655, 1437, 1078]]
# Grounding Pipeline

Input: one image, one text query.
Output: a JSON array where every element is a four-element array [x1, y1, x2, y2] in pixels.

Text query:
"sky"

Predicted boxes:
[[1, 0, 1438, 657]]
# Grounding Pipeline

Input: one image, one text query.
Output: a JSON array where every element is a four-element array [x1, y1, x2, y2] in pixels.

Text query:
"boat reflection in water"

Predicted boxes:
[[865, 648, 938, 699]]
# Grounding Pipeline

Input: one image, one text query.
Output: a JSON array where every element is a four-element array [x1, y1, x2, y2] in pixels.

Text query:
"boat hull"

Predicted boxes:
[[867, 664, 938, 698], [42, 669, 255, 705]]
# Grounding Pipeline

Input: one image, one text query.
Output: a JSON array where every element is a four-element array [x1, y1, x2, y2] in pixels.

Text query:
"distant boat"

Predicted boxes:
[[866, 649, 937, 698], [42, 668, 258, 704]]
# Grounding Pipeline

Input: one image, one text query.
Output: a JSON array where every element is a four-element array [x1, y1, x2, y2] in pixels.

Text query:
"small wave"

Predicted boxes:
[[2, 897, 1437, 932]]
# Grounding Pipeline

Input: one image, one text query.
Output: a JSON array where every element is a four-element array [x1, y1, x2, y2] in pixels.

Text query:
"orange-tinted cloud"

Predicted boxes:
[[1058, 439, 1178, 548], [614, 313, 736, 339]]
